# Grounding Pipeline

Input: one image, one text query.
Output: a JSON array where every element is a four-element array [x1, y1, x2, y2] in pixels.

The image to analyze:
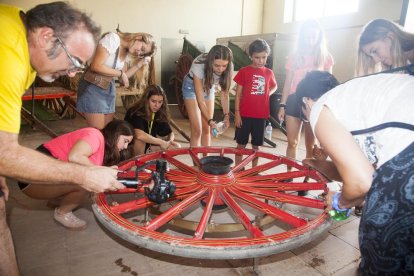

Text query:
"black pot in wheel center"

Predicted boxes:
[[199, 156, 233, 175]]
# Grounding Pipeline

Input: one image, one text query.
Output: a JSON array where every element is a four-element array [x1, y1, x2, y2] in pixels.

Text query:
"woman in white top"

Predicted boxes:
[[296, 70, 414, 275], [181, 45, 233, 148], [77, 31, 156, 129]]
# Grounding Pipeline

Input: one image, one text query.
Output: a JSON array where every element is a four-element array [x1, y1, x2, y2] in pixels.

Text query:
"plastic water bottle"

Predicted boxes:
[[265, 121, 272, 141], [212, 121, 226, 137], [328, 209, 351, 221]]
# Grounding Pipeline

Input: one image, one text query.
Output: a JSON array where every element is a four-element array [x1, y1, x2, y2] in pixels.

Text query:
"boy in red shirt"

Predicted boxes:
[[234, 39, 277, 166]]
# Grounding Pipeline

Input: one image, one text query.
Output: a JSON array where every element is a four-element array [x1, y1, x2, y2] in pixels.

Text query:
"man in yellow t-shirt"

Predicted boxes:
[[0, 2, 125, 275]]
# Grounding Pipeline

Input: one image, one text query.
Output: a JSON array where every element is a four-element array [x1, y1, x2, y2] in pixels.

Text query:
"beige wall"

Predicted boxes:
[[2, 0, 263, 83], [262, 0, 404, 82], [2, 0, 405, 82]]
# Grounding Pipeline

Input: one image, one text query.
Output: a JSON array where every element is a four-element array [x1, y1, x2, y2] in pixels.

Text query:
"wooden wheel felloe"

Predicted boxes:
[[93, 147, 332, 259]]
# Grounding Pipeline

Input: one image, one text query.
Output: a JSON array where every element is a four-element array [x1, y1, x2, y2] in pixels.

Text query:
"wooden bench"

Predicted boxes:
[[22, 86, 79, 137]]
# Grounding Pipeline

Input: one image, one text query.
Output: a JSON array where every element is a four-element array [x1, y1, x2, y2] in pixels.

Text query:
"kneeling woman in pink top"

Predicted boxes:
[[18, 120, 134, 230]]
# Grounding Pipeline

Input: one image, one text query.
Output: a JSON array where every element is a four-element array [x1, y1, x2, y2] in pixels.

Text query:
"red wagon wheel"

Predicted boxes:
[[173, 54, 193, 119], [93, 147, 332, 259]]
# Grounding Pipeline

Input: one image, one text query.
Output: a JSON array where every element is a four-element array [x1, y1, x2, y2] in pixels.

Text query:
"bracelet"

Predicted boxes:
[[331, 192, 349, 212], [208, 119, 214, 125], [279, 103, 286, 108], [223, 113, 230, 117]]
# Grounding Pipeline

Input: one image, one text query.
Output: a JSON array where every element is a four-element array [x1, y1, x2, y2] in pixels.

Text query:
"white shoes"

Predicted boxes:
[[54, 208, 87, 230]]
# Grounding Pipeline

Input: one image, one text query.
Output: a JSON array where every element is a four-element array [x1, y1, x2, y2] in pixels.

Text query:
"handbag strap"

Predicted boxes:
[[85, 47, 119, 73], [112, 47, 119, 69]]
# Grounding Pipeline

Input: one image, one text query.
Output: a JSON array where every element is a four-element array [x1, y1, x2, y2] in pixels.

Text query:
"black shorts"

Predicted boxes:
[[285, 93, 302, 118], [18, 144, 53, 191], [234, 117, 266, 146]]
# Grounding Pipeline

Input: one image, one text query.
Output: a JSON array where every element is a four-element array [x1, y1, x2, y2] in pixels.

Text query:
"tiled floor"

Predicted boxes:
[[7, 105, 361, 276]]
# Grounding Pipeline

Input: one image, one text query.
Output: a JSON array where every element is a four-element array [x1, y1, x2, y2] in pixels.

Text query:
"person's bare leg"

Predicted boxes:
[[184, 99, 202, 147], [285, 115, 302, 171], [235, 144, 246, 166], [23, 184, 89, 229], [0, 196, 19, 276], [201, 98, 215, 147], [103, 113, 114, 128], [23, 184, 89, 214], [84, 113, 106, 130], [304, 122, 316, 158]]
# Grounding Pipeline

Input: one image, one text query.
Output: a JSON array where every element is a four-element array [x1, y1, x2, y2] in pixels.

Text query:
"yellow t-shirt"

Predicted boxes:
[[0, 4, 36, 134]]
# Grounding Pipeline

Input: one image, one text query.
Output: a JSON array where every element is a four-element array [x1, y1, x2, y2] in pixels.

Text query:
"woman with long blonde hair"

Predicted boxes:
[[356, 18, 414, 76], [277, 19, 334, 182], [77, 29, 156, 129]]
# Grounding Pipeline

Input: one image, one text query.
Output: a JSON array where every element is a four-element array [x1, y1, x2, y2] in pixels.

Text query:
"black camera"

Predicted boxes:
[[145, 160, 176, 204], [118, 159, 176, 204]]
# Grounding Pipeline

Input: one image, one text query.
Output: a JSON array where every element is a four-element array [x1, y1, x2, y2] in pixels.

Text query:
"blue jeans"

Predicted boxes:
[[181, 75, 215, 100]]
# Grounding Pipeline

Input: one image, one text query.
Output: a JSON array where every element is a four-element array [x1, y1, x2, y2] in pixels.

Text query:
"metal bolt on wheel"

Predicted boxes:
[[93, 147, 332, 259]]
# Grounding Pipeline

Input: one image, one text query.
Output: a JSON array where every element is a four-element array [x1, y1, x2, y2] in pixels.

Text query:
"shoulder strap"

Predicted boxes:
[[351, 122, 414, 136], [112, 47, 119, 69]]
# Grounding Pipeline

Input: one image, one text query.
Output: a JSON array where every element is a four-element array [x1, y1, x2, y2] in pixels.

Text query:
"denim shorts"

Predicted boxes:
[[182, 75, 215, 100], [77, 78, 116, 113], [285, 93, 301, 118]]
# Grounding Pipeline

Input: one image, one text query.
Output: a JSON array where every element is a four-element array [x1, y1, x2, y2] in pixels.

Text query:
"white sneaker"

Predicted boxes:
[[54, 208, 87, 230]]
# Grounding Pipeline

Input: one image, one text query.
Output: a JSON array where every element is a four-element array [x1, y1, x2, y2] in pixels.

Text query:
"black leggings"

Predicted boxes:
[[17, 144, 53, 191]]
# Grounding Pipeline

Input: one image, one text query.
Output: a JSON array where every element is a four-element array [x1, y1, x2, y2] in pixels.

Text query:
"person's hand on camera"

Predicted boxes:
[[81, 166, 125, 193]]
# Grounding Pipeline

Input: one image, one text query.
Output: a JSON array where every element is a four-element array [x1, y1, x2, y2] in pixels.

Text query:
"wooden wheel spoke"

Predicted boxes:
[[232, 151, 259, 173], [194, 189, 218, 240], [236, 186, 325, 209], [174, 184, 204, 198], [236, 170, 310, 183], [235, 181, 326, 192], [235, 159, 283, 177], [110, 196, 153, 214], [220, 190, 264, 238], [166, 169, 196, 184], [228, 188, 307, 227], [163, 154, 198, 174], [145, 188, 208, 231]]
